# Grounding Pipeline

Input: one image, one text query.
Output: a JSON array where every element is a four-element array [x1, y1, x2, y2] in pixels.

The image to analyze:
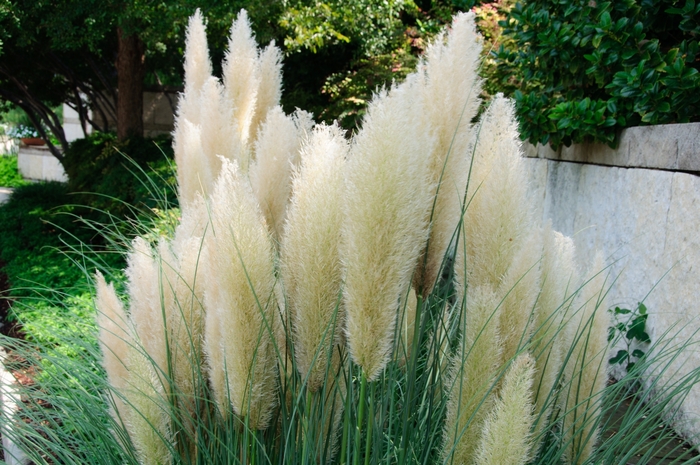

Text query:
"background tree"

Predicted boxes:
[[0, 0, 474, 160]]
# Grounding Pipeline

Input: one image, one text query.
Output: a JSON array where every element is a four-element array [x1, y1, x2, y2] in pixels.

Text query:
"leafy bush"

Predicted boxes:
[[497, 0, 700, 148], [62, 131, 178, 221], [0, 155, 28, 187]]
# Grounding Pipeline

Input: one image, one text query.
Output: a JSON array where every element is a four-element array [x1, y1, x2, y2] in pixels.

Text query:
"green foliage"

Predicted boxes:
[[62, 131, 178, 220], [498, 0, 700, 148], [280, 0, 412, 55], [0, 155, 27, 187], [609, 302, 651, 372]]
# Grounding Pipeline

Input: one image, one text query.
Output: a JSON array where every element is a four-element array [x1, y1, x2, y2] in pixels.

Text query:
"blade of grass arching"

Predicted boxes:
[[594, 325, 700, 464]]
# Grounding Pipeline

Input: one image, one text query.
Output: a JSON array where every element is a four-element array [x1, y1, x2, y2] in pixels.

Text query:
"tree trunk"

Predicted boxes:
[[116, 27, 145, 140]]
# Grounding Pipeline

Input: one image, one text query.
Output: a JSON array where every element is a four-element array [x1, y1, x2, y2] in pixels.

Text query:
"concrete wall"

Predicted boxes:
[[522, 122, 700, 442], [17, 145, 67, 182]]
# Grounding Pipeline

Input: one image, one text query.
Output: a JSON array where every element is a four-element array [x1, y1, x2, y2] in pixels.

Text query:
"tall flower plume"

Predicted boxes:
[[415, 12, 483, 295], [201, 159, 279, 428], [342, 75, 434, 381], [281, 123, 347, 391]]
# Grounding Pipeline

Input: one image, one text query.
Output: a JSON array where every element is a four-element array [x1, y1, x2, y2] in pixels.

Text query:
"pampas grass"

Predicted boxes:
[[2, 9, 696, 465], [342, 76, 433, 381], [201, 159, 278, 428]]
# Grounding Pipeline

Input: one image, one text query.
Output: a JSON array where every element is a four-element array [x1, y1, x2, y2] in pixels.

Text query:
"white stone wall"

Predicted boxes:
[[62, 103, 90, 142], [17, 145, 67, 182], [522, 122, 700, 443]]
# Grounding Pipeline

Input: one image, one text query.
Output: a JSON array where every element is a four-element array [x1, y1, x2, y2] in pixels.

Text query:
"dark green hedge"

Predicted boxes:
[[496, 0, 700, 148]]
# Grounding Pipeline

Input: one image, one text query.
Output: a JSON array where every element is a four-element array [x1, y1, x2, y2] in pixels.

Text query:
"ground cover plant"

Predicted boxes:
[[2, 9, 700, 465], [0, 155, 27, 188]]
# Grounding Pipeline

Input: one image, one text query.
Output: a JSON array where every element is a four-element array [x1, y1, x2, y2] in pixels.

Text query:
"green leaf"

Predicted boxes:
[[592, 34, 603, 48], [632, 349, 646, 358], [600, 11, 612, 30], [609, 350, 629, 365]]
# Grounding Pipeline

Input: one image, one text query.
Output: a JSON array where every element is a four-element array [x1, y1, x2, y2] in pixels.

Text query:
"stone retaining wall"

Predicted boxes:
[[522, 122, 700, 442]]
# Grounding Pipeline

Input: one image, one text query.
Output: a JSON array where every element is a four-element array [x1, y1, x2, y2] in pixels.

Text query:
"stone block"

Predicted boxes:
[[18, 146, 67, 182], [676, 123, 700, 172], [559, 139, 629, 167], [626, 124, 681, 170], [42, 154, 68, 182]]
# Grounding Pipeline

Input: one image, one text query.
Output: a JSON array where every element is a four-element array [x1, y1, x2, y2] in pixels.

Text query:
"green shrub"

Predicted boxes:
[[497, 0, 700, 148], [0, 155, 28, 187], [62, 132, 178, 220]]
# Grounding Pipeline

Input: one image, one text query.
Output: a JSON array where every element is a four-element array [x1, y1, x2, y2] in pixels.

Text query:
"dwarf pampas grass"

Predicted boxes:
[[76, 9, 645, 465], [281, 124, 347, 391], [474, 353, 536, 465], [415, 12, 483, 295], [342, 77, 433, 381], [201, 159, 279, 428], [563, 253, 610, 465]]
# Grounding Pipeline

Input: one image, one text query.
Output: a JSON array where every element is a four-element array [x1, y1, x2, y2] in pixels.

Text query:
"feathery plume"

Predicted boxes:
[[455, 95, 532, 304], [173, 119, 213, 211], [415, 11, 483, 295], [563, 252, 610, 465], [342, 76, 434, 381], [156, 238, 206, 420], [250, 107, 312, 241], [127, 349, 173, 465], [249, 43, 283, 140], [474, 353, 537, 465], [280, 123, 347, 391], [442, 285, 502, 465], [178, 9, 212, 126], [496, 232, 542, 366], [199, 76, 244, 175], [126, 237, 168, 381], [531, 225, 577, 435], [223, 10, 260, 153], [95, 271, 132, 423], [201, 159, 279, 429]]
